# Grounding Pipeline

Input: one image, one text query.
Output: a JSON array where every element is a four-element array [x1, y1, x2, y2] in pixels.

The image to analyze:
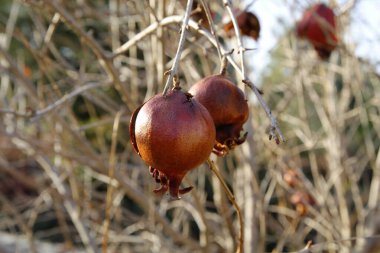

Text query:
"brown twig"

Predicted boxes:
[[223, 0, 246, 79], [207, 159, 244, 253], [39, 0, 132, 110], [198, 0, 223, 63], [162, 0, 194, 95], [113, 16, 284, 143], [102, 110, 124, 252]]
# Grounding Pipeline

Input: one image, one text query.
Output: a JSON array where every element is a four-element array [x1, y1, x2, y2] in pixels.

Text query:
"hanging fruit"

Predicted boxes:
[[224, 11, 261, 41], [296, 3, 338, 59], [189, 74, 249, 156], [129, 87, 216, 199]]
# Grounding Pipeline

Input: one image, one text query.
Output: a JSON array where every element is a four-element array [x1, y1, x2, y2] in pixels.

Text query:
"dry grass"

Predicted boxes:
[[0, 0, 379, 253]]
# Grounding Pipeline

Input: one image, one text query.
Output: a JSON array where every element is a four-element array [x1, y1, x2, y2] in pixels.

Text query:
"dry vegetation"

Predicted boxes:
[[0, 0, 379, 253]]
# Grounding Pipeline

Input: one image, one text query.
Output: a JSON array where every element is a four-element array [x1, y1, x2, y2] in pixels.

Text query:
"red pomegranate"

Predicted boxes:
[[296, 3, 338, 59], [224, 11, 260, 41], [189, 74, 249, 156], [290, 191, 316, 216], [129, 87, 216, 199], [283, 169, 300, 188]]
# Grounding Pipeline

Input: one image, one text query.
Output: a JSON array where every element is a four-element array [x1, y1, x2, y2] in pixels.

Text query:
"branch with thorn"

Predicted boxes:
[[113, 14, 285, 143], [223, 0, 285, 144], [162, 0, 194, 95]]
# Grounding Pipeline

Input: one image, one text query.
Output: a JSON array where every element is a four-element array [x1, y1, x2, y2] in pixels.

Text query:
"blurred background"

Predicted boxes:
[[0, 0, 380, 252]]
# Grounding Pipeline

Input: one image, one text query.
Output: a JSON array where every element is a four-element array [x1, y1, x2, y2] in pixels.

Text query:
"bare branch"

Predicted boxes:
[[31, 81, 112, 121], [162, 0, 194, 95], [223, 0, 247, 79], [207, 159, 244, 253], [40, 0, 131, 108]]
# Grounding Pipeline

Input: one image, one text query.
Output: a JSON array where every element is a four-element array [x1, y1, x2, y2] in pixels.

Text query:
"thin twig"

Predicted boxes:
[[243, 79, 285, 144], [113, 16, 189, 57], [296, 240, 312, 253], [0, 195, 37, 253], [198, 0, 223, 63], [0, 108, 31, 117], [222, 0, 284, 143], [36, 156, 97, 253], [30, 81, 111, 121], [338, 0, 358, 15], [223, 0, 246, 79], [40, 0, 131, 109], [207, 159, 244, 253], [41, 13, 61, 53], [162, 0, 193, 95], [112, 17, 284, 143], [102, 110, 124, 252], [294, 235, 380, 252]]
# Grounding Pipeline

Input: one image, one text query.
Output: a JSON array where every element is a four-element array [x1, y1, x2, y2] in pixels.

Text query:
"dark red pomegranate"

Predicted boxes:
[[224, 11, 261, 41], [129, 87, 216, 199], [189, 74, 249, 156], [296, 3, 338, 59]]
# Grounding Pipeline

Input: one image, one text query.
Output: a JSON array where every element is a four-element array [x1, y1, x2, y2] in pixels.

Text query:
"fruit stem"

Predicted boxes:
[[198, 0, 223, 63], [207, 159, 244, 253]]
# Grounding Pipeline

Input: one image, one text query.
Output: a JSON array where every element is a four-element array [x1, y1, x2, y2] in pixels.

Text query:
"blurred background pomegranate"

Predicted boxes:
[[296, 3, 338, 59]]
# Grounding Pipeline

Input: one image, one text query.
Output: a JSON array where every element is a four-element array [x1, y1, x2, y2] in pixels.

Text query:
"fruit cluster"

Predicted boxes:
[[130, 75, 248, 199]]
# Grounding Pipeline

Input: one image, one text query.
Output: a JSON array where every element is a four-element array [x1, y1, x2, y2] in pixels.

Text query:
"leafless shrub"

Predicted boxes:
[[0, 0, 379, 253]]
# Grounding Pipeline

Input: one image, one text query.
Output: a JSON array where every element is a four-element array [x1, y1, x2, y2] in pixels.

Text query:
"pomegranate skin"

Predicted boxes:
[[224, 11, 260, 41], [297, 3, 338, 59], [189, 75, 249, 156], [130, 88, 216, 199]]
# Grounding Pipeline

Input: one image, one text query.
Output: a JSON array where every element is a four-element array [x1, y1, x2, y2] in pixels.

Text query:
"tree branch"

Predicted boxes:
[[162, 0, 194, 95]]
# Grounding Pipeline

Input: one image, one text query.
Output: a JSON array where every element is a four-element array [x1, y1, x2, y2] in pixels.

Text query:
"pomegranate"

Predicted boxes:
[[283, 169, 300, 188], [189, 74, 249, 156], [129, 87, 216, 199], [296, 3, 338, 59], [224, 11, 260, 41], [290, 191, 316, 216]]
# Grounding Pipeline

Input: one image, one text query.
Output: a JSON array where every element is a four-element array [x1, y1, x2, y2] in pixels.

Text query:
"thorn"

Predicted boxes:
[[242, 79, 253, 90], [223, 49, 234, 56]]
